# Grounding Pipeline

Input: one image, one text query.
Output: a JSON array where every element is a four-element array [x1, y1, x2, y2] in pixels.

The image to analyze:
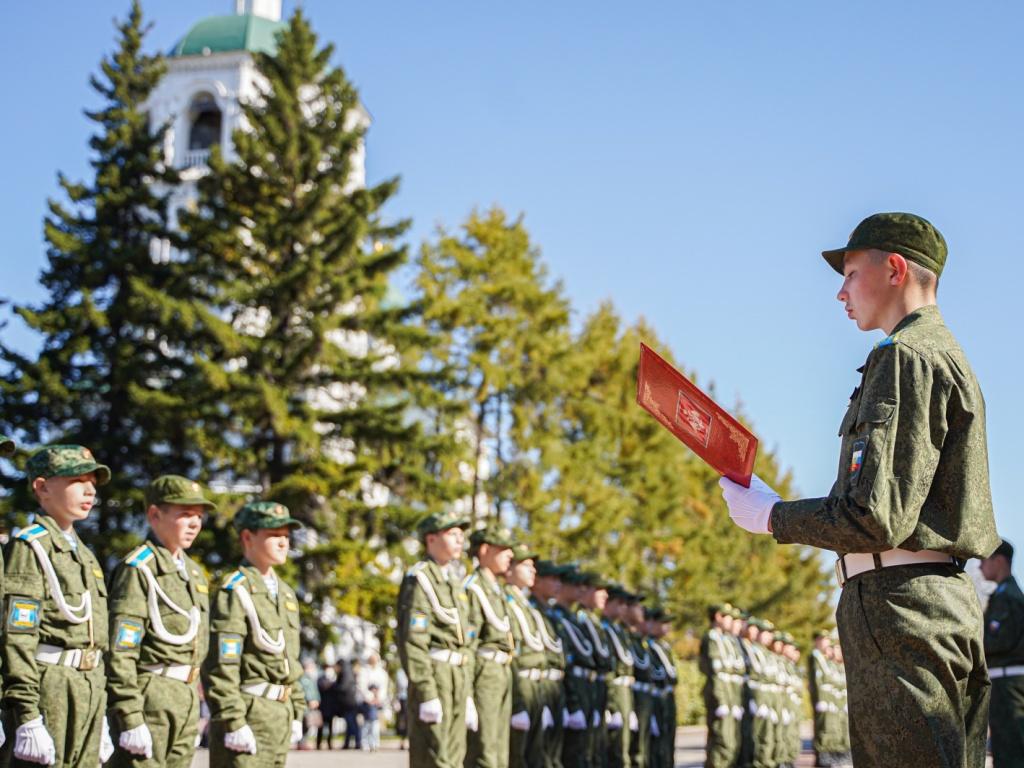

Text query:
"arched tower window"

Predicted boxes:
[[188, 92, 222, 151]]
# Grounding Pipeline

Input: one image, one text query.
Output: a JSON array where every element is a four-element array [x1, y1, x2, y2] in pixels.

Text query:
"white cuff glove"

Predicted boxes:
[[118, 723, 153, 758], [14, 718, 56, 766], [714, 704, 730, 719], [465, 698, 479, 732], [0, 721, 5, 749], [650, 715, 660, 738], [629, 711, 639, 732], [224, 725, 258, 755], [607, 711, 623, 730], [719, 474, 780, 534], [567, 710, 587, 730], [541, 706, 554, 730], [291, 720, 303, 745], [99, 718, 114, 764], [731, 705, 743, 720], [418, 698, 443, 724], [510, 711, 531, 731], [815, 701, 828, 713]]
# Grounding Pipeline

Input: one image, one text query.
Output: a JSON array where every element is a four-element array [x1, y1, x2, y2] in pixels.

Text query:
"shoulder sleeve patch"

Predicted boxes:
[[410, 612, 429, 632], [219, 633, 243, 663], [222, 570, 245, 591], [407, 561, 427, 578], [15, 524, 48, 543], [125, 544, 155, 568], [114, 617, 145, 651], [7, 597, 41, 633]]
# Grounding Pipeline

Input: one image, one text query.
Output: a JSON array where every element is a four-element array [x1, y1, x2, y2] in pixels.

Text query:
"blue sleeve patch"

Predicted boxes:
[[7, 598, 41, 633], [114, 618, 144, 650], [874, 336, 896, 350], [219, 633, 243, 663], [410, 612, 429, 632]]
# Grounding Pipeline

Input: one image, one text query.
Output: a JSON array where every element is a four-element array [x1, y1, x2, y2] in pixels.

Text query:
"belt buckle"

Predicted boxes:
[[78, 649, 99, 672], [187, 667, 200, 684], [278, 685, 292, 702]]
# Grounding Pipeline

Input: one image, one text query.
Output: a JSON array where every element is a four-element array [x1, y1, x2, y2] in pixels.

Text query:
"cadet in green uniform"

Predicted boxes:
[[808, 631, 832, 767], [647, 609, 677, 768], [980, 540, 1024, 767], [504, 544, 546, 768], [397, 511, 472, 768], [601, 587, 634, 768], [552, 568, 594, 768], [464, 525, 517, 768], [721, 212, 999, 767], [2, 445, 111, 768], [700, 606, 734, 768], [106, 476, 215, 767], [576, 573, 611, 768], [530, 562, 565, 768], [0, 437, 14, 750], [739, 619, 775, 768], [203, 502, 305, 767]]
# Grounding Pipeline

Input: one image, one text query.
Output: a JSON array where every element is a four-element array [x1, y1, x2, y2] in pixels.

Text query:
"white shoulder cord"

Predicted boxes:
[[234, 584, 286, 654], [532, 608, 563, 653], [467, 582, 510, 633], [651, 640, 676, 680], [579, 613, 609, 658], [508, 599, 544, 652], [560, 616, 593, 656], [414, 569, 460, 626], [27, 539, 91, 624], [631, 636, 651, 670], [606, 623, 634, 665], [137, 563, 201, 645]]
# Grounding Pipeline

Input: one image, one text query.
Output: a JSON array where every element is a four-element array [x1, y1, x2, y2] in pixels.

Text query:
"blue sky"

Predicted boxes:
[[4, 1, 1023, 566]]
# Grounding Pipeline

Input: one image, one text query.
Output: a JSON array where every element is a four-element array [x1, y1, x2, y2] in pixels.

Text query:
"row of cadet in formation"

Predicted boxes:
[[396, 511, 678, 768], [0, 439, 306, 768], [700, 604, 850, 768]]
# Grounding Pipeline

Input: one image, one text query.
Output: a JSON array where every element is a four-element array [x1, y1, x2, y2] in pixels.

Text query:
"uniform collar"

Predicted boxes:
[[239, 560, 272, 594], [889, 303, 943, 336], [38, 514, 77, 552], [146, 536, 184, 576]]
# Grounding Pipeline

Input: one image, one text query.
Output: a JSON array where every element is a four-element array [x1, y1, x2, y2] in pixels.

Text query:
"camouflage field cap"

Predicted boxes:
[[607, 583, 628, 601], [813, 628, 832, 640], [511, 542, 539, 562], [233, 501, 303, 532], [469, 523, 516, 550], [0, 436, 14, 457], [145, 475, 217, 510], [416, 510, 470, 539], [822, 212, 947, 277], [26, 444, 110, 486], [534, 559, 561, 577]]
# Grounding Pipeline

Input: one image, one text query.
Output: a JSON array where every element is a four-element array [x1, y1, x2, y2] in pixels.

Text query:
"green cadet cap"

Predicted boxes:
[[469, 523, 517, 550], [233, 501, 303, 532], [145, 475, 217, 510], [511, 542, 539, 562], [0, 436, 14, 458], [822, 212, 947, 277], [535, 559, 560, 577], [416, 510, 470, 539], [26, 444, 110, 486]]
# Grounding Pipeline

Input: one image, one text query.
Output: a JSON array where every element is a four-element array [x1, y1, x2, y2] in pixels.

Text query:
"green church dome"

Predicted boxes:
[[170, 14, 286, 58]]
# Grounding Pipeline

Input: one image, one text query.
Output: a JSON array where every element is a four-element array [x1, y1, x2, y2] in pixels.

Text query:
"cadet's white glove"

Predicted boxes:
[[650, 715, 660, 738], [562, 709, 570, 728], [118, 723, 153, 758], [814, 701, 828, 713], [719, 475, 780, 534], [606, 711, 624, 730], [731, 705, 743, 721], [510, 711, 531, 731], [566, 710, 587, 730], [290, 720, 303, 746], [465, 698, 479, 732], [541, 706, 554, 730], [629, 711, 639, 732], [99, 717, 114, 763], [418, 698, 443, 724], [592, 709, 601, 728], [224, 725, 258, 755], [13, 718, 55, 766], [714, 704, 730, 719]]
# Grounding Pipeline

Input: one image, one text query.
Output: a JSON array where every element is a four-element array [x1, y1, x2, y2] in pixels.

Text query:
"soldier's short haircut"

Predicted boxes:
[[869, 249, 939, 290], [994, 539, 1014, 563]]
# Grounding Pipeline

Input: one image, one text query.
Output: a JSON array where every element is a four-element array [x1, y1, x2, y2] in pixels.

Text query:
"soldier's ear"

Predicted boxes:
[[31, 477, 47, 499]]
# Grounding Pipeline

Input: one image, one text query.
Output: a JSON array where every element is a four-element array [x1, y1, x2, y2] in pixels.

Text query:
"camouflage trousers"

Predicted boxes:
[[409, 659, 468, 768], [990, 675, 1024, 768], [838, 565, 990, 768], [465, 657, 512, 768], [108, 674, 200, 768], [209, 694, 290, 768]]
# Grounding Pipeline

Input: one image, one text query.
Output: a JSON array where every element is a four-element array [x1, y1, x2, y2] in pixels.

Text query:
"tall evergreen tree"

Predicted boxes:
[[177, 11, 460, 636], [0, 2, 193, 561]]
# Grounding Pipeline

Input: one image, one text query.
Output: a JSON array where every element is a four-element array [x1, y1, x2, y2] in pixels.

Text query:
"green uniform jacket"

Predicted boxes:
[[106, 539, 210, 730], [396, 559, 471, 701], [772, 305, 999, 559], [531, 598, 565, 672], [985, 576, 1024, 666], [202, 564, 304, 732], [507, 586, 547, 673], [553, 604, 594, 712], [604, 619, 634, 682], [578, 611, 613, 678], [464, 568, 515, 659], [1, 515, 109, 724]]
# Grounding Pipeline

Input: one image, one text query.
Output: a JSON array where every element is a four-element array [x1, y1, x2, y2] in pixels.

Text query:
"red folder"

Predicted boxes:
[[636, 343, 757, 487]]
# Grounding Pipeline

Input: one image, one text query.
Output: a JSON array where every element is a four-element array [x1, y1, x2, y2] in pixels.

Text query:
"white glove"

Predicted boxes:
[[650, 715, 660, 738], [0, 721, 5, 749], [606, 711, 624, 730], [719, 474, 781, 534], [541, 706, 554, 730], [592, 709, 601, 728], [465, 698, 479, 733], [629, 711, 639, 732], [714, 704, 730, 719], [13, 718, 56, 766], [815, 701, 828, 713], [224, 725, 258, 755], [567, 710, 587, 730], [562, 708, 570, 728], [291, 720, 303, 745], [118, 723, 153, 758], [731, 705, 743, 720], [418, 698, 443, 724], [510, 711, 531, 731], [99, 718, 115, 763]]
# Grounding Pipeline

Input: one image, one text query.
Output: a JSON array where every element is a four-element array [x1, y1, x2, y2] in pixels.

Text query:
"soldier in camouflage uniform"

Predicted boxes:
[[106, 476, 215, 767], [464, 525, 517, 768], [2, 445, 112, 768], [700, 606, 735, 768], [203, 502, 305, 767], [551, 568, 594, 768], [504, 544, 546, 768], [721, 212, 999, 767], [980, 540, 1024, 767], [601, 587, 634, 768], [576, 573, 612, 768], [831, 646, 850, 763], [530, 562, 565, 768], [0, 438, 10, 747]]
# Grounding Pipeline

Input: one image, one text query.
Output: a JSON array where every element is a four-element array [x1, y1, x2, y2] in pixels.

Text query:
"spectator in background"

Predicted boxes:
[[339, 659, 363, 750], [395, 667, 409, 750], [358, 653, 390, 751], [298, 660, 322, 750], [317, 663, 342, 750]]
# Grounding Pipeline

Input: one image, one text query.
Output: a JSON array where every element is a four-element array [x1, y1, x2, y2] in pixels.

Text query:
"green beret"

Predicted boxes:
[[416, 511, 470, 539], [822, 212, 947, 277], [27, 445, 110, 486], [145, 475, 217, 510], [511, 542, 538, 562], [469, 523, 516, 549], [233, 501, 303, 532], [0, 436, 14, 458]]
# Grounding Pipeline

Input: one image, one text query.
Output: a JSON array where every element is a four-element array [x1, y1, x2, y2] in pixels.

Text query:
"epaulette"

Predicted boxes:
[[406, 561, 427, 578], [15, 523, 48, 543], [222, 569, 246, 591], [125, 544, 155, 568], [874, 334, 897, 350], [462, 573, 477, 589]]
